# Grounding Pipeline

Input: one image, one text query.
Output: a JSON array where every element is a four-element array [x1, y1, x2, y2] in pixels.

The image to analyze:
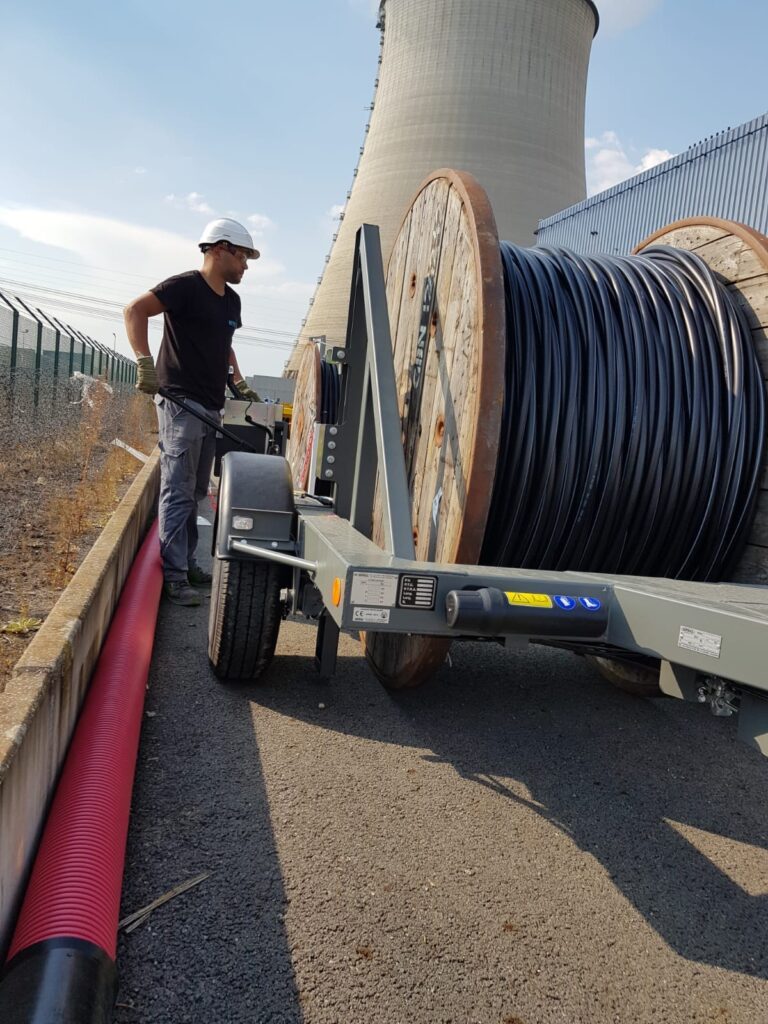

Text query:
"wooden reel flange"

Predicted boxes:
[[364, 169, 506, 687], [286, 341, 322, 492]]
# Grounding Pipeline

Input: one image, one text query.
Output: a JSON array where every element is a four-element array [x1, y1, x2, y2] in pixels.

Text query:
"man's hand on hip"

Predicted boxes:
[[136, 355, 158, 395]]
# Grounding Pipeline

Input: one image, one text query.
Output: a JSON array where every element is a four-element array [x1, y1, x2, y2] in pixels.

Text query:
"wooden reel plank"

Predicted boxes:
[[365, 170, 505, 687], [286, 342, 321, 491], [636, 217, 768, 585]]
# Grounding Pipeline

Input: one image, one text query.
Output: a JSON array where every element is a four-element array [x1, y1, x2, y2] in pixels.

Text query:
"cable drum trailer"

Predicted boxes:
[[209, 171, 768, 757]]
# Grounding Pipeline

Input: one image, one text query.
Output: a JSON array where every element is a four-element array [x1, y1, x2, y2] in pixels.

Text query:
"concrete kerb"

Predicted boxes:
[[0, 450, 160, 961]]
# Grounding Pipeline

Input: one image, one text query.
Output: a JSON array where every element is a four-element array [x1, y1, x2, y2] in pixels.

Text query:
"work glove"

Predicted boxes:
[[234, 378, 261, 402], [136, 355, 158, 396]]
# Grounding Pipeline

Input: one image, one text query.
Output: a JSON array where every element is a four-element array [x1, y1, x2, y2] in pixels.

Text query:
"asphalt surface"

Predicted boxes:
[[115, 525, 768, 1024]]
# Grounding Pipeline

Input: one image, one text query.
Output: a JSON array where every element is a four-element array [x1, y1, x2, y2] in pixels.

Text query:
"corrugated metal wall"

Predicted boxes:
[[535, 113, 768, 253]]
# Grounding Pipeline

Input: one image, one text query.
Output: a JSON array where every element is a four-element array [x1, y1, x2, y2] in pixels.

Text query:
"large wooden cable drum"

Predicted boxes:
[[366, 170, 505, 686], [360, 173, 768, 690]]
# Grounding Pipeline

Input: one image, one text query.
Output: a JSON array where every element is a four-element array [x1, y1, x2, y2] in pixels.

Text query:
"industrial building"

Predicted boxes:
[[535, 112, 768, 252]]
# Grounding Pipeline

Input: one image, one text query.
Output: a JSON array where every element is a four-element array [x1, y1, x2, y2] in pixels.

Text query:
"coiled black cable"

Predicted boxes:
[[319, 357, 340, 424], [480, 243, 766, 581]]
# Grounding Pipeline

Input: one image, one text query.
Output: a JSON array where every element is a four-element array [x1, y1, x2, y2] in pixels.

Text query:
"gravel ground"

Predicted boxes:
[[116, 524, 768, 1024]]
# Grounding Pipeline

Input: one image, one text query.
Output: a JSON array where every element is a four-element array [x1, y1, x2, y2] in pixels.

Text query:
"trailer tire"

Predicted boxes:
[[588, 655, 662, 698], [208, 556, 282, 682]]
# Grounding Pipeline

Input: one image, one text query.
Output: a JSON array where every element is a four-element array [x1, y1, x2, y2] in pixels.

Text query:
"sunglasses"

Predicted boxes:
[[219, 241, 256, 262]]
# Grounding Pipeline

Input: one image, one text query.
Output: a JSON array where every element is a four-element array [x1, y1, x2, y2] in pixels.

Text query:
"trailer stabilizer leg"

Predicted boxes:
[[315, 613, 340, 681]]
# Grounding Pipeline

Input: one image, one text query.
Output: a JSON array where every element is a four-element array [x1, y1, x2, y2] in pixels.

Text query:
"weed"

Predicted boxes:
[[0, 615, 42, 636]]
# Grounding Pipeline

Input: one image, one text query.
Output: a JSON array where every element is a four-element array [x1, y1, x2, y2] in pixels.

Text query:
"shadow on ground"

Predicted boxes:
[[248, 633, 768, 981]]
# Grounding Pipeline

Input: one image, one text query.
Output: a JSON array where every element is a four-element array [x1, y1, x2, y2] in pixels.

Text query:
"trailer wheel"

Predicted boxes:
[[588, 655, 662, 698], [208, 556, 282, 682]]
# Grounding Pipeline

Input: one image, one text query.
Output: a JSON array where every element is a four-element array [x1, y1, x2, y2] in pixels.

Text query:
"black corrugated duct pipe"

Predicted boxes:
[[480, 243, 765, 581]]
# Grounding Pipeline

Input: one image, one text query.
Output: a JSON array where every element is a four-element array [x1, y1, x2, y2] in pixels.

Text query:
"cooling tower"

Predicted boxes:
[[289, 0, 598, 371]]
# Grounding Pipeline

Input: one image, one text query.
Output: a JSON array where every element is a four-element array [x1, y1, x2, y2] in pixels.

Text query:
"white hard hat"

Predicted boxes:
[[199, 218, 260, 259]]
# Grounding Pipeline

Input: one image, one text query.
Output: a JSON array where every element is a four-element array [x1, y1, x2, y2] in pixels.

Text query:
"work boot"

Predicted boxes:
[[163, 580, 202, 606], [187, 565, 213, 589]]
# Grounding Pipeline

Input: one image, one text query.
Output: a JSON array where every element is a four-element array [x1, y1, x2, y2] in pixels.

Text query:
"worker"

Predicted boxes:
[[124, 218, 262, 607]]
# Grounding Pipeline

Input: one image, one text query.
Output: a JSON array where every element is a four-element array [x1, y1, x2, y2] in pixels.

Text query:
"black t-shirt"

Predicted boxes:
[[151, 271, 242, 409]]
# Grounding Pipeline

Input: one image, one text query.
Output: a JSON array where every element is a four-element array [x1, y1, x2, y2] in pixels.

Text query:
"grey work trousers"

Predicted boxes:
[[155, 395, 220, 582]]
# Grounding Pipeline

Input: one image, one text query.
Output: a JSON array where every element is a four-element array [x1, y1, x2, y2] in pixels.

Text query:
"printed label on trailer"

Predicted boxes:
[[352, 607, 391, 624], [398, 575, 438, 611], [350, 572, 398, 608], [505, 593, 554, 609], [579, 597, 602, 612], [554, 596, 577, 611], [678, 625, 722, 659]]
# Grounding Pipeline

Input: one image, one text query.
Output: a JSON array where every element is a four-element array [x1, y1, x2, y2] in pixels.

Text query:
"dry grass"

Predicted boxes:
[[47, 388, 155, 586], [0, 383, 156, 689]]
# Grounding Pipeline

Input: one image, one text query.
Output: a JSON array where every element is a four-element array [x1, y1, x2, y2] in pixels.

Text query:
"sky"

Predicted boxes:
[[0, 0, 766, 377]]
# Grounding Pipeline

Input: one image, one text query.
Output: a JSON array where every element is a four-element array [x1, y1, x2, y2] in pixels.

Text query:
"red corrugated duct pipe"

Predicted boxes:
[[0, 521, 162, 1023]]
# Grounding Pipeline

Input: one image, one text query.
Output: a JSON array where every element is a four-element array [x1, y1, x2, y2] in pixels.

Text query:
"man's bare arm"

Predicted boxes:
[[124, 292, 166, 358]]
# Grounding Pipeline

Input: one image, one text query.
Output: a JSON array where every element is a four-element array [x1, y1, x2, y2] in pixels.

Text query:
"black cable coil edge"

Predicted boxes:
[[319, 356, 340, 424], [480, 243, 766, 581]]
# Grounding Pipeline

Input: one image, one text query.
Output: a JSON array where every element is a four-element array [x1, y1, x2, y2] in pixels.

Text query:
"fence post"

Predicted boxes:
[[52, 326, 61, 403], [8, 298, 19, 405], [34, 317, 42, 409], [13, 298, 44, 411]]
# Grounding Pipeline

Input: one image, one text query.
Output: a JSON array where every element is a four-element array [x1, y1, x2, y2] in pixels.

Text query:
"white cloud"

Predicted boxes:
[[134, 166, 147, 175], [636, 148, 674, 173], [0, 206, 194, 281], [0, 205, 308, 376], [585, 132, 674, 195], [0, 205, 291, 284], [596, 0, 663, 35], [164, 191, 214, 215], [246, 212, 275, 235]]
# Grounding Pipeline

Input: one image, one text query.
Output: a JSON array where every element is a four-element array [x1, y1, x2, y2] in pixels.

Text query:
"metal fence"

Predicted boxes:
[[0, 289, 135, 405], [0, 289, 138, 449]]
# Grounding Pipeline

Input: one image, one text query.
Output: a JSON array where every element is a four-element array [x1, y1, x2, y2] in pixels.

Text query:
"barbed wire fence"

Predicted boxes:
[[0, 289, 138, 450]]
